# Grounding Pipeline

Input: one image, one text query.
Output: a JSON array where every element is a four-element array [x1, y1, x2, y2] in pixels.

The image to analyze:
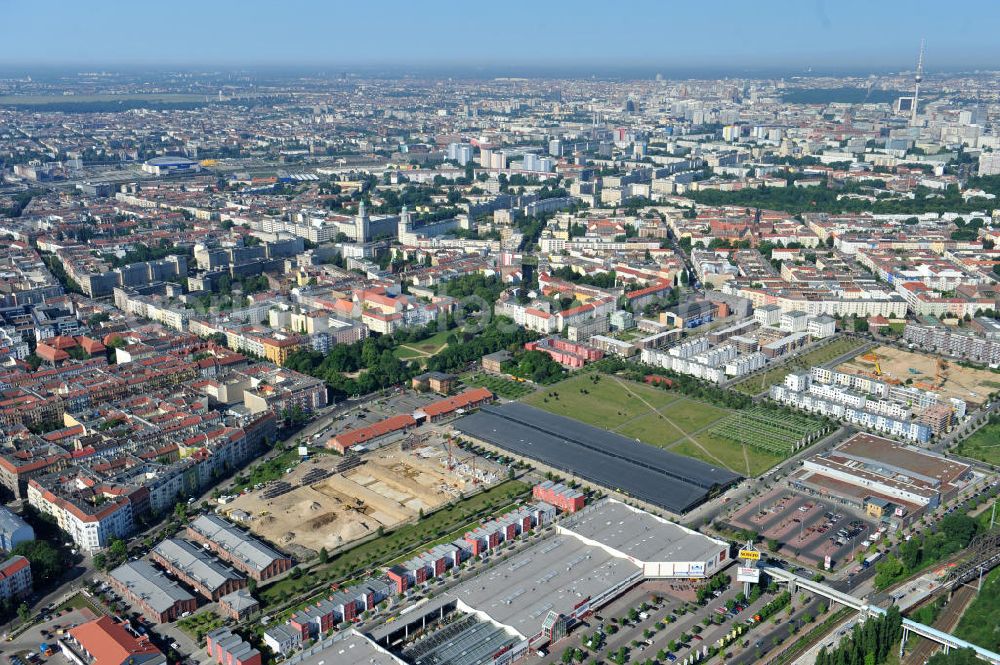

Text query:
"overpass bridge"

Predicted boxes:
[[947, 530, 1000, 596], [760, 565, 1000, 664]]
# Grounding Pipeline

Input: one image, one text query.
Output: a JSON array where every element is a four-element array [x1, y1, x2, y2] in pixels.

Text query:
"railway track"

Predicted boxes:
[[902, 585, 975, 665]]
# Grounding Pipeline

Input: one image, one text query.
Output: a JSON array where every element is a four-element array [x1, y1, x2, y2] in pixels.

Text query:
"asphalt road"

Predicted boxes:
[[726, 564, 879, 665]]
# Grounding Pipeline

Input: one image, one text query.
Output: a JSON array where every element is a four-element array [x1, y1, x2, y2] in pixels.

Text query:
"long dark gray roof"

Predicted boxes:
[[110, 560, 194, 614], [453, 403, 741, 514]]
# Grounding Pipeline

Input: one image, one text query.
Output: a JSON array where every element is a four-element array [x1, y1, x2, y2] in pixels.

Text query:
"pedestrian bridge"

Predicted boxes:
[[760, 565, 1000, 664]]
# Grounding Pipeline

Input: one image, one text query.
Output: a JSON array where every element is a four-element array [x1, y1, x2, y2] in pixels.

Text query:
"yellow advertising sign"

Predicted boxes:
[[738, 549, 760, 561]]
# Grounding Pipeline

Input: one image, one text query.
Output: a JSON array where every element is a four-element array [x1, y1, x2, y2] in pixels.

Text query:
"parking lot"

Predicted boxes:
[[299, 388, 439, 447], [354, 389, 437, 423], [538, 570, 774, 664], [3, 606, 97, 665], [726, 489, 877, 570]]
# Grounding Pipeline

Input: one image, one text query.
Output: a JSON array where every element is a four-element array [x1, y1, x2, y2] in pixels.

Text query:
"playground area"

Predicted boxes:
[[836, 345, 998, 407], [726, 488, 877, 570], [221, 439, 502, 558]]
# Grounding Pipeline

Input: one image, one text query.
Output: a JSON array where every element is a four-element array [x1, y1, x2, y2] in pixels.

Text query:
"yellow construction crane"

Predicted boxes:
[[862, 351, 882, 376]]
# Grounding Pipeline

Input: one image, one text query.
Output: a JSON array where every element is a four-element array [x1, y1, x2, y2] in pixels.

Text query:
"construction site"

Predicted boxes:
[[219, 435, 503, 560], [836, 345, 998, 407]]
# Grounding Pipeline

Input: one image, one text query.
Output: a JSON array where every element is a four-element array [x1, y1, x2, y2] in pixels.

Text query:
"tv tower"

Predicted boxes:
[[911, 39, 925, 126]]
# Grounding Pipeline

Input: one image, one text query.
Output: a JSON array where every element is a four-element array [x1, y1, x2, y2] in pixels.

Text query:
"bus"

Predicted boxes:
[[862, 552, 883, 569]]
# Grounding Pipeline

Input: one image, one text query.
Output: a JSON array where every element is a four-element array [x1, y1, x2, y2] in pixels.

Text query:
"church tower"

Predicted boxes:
[[397, 205, 413, 241], [355, 199, 370, 242]]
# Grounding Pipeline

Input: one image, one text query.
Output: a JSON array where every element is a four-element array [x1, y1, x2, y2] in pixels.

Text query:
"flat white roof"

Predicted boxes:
[[443, 533, 639, 639], [559, 499, 726, 564]]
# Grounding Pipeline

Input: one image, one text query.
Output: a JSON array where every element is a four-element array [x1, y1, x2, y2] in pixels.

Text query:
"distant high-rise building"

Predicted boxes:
[[959, 107, 982, 126], [447, 142, 474, 165], [522, 154, 554, 173], [548, 139, 563, 157], [479, 148, 506, 170], [979, 151, 1000, 176]]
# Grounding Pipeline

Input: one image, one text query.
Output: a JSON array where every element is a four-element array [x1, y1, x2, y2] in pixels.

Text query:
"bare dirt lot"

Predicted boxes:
[[836, 345, 998, 407], [220, 440, 501, 559]]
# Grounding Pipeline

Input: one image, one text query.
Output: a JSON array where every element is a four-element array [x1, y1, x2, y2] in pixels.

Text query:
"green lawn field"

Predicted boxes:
[[955, 419, 1000, 467], [521, 373, 784, 476], [523, 372, 679, 430], [393, 329, 453, 360], [670, 435, 782, 477]]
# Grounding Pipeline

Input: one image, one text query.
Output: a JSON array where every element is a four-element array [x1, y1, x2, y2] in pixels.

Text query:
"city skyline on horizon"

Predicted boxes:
[[2, 0, 998, 73]]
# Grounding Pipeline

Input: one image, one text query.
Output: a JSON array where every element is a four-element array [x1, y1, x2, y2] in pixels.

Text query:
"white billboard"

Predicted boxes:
[[736, 566, 760, 584]]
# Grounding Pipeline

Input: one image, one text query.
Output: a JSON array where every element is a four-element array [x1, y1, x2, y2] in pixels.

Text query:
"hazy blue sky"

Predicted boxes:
[[2, 0, 996, 73]]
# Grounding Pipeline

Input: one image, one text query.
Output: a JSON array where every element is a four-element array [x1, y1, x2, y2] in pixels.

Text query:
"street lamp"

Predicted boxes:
[[851, 524, 868, 564]]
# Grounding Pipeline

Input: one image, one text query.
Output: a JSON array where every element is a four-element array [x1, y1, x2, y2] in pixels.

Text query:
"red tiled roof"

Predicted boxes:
[[48, 335, 78, 350], [69, 616, 162, 665], [0, 555, 30, 579], [329, 414, 416, 451], [35, 343, 69, 363], [420, 388, 493, 417], [77, 336, 107, 354]]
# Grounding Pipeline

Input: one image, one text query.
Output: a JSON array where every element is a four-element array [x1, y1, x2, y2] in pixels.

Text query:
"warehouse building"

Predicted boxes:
[[280, 629, 404, 665], [415, 388, 495, 423], [313, 499, 730, 664], [433, 498, 729, 653], [218, 588, 260, 621], [402, 614, 522, 665], [150, 538, 246, 601], [789, 432, 974, 528], [186, 514, 293, 581], [327, 414, 417, 454], [453, 403, 741, 514], [558, 500, 729, 578], [109, 560, 197, 623], [445, 533, 641, 645]]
